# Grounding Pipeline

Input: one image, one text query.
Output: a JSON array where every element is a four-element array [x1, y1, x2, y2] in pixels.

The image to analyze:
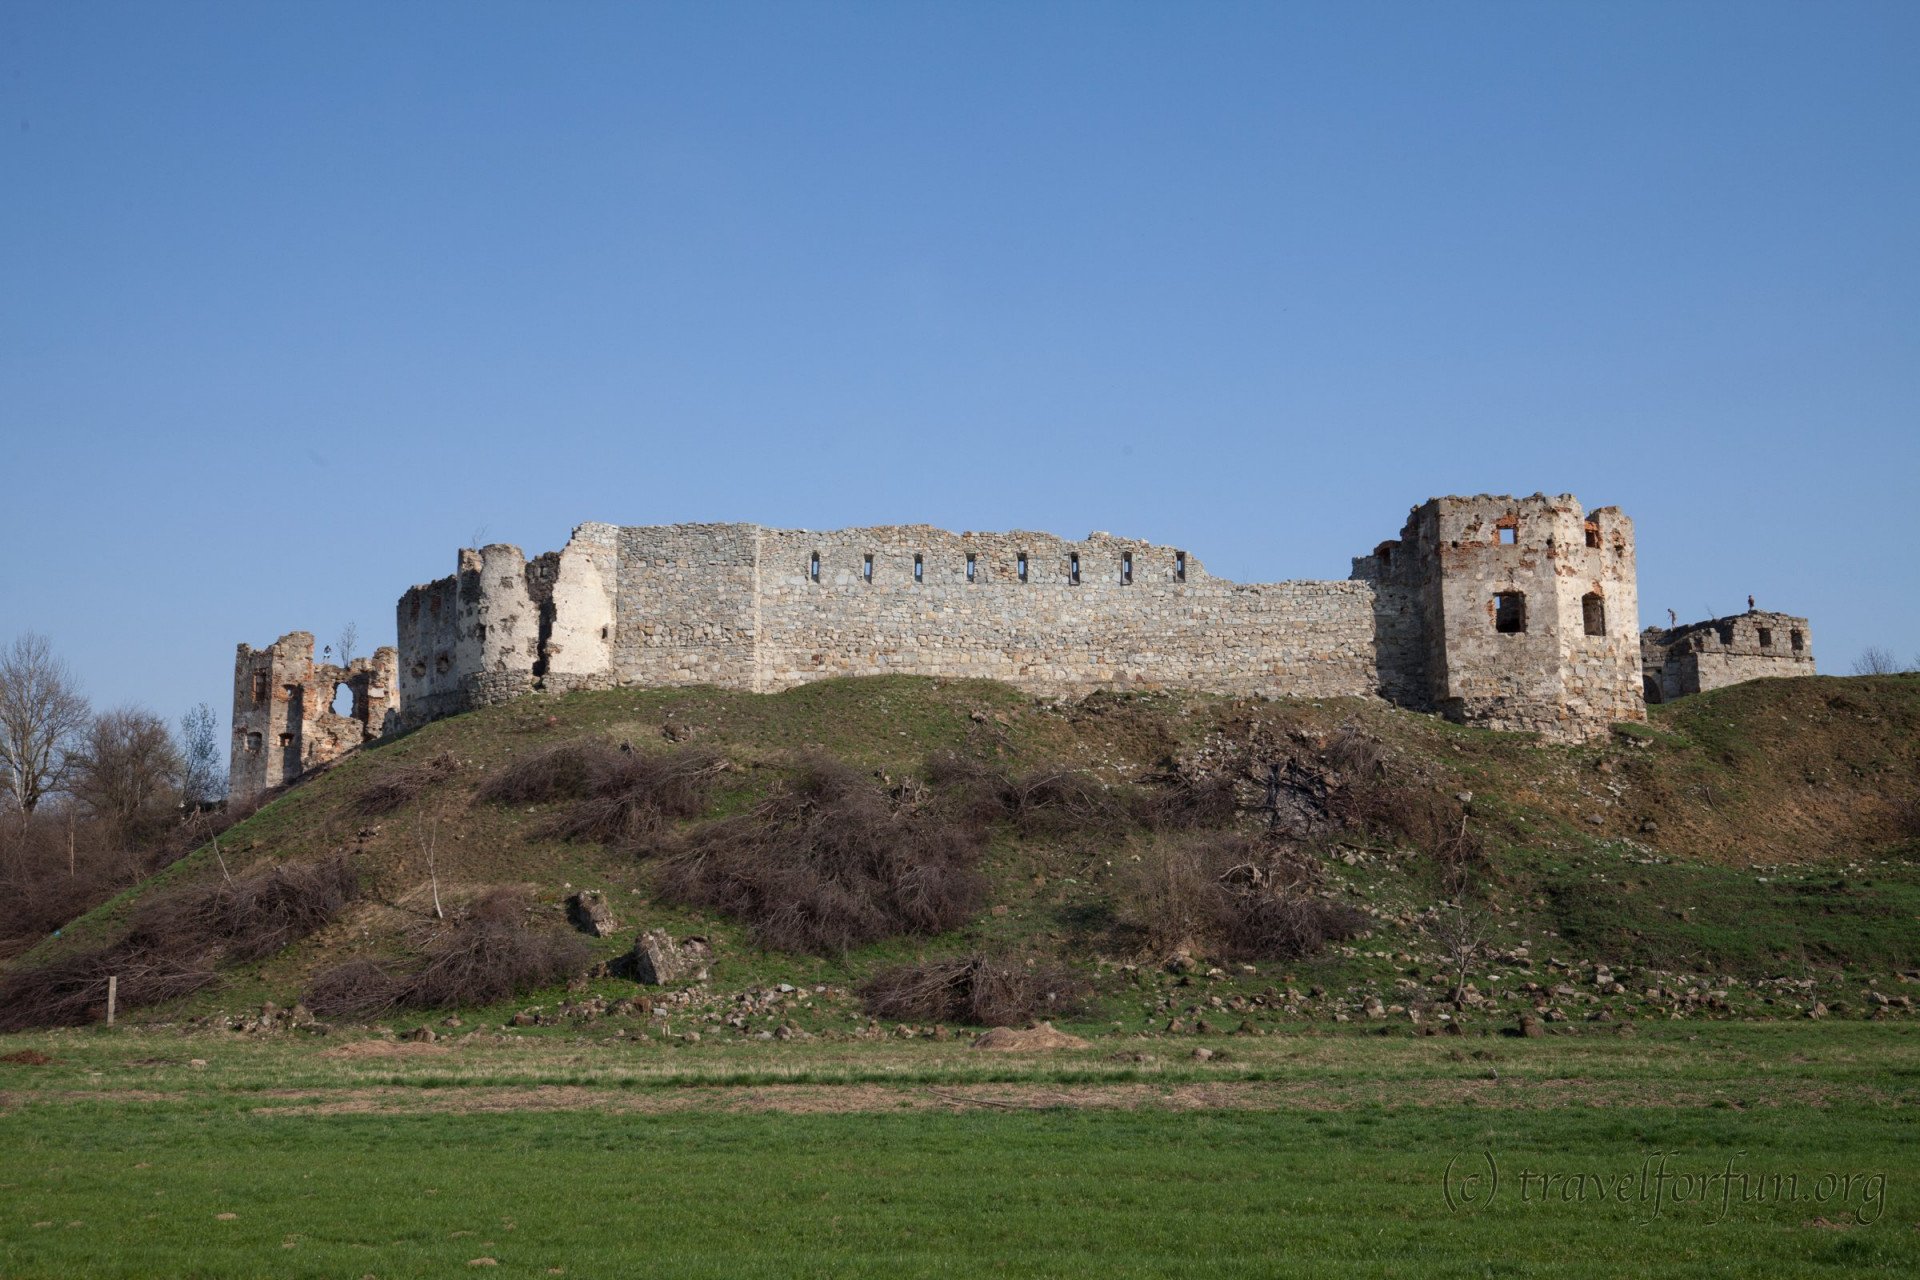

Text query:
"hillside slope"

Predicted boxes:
[[7, 672, 1918, 1035]]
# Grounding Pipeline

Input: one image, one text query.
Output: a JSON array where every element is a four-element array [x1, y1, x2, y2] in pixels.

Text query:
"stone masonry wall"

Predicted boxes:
[[236, 491, 1759, 798], [230, 632, 398, 801], [1380, 494, 1645, 739], [753, 526, 1393, 698], [1642, 611, 1814, 703]]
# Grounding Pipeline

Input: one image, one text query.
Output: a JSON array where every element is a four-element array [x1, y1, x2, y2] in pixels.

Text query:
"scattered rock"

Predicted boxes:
[[403, 1026, 437, 1044], [567, 890, 619, 938], [628, 929, 689, 985], [1191, 1047, 1215, 1062], [1516, 1014, 1545, 1038]]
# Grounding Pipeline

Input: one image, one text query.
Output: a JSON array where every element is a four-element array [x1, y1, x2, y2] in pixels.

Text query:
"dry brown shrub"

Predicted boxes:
[[653, 753, 986, 955], [0, 943, 218, 1032], [1118, 833, 1365, 962], [302, 958, 401, 1019], [0, 855, 359, 1031], [923, 751, 1127, 837], [356, 753, 460, 816], [129, 855, 359, 963], [858, 954, 1090, 1026], [475, 740, 605, 805], [1134, 767, 1241, 831], [546, 746, 723, 847], [303, 888, 590, 1019]]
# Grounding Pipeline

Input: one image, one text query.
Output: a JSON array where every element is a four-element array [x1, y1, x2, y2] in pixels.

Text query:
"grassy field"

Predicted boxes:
[[3, 1023, 1918, 1278]]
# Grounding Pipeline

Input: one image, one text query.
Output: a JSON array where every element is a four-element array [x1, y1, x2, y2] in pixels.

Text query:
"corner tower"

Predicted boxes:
[[1386, 493, 1644, 741]]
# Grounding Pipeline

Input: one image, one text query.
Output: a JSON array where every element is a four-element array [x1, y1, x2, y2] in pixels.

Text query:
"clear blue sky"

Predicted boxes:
[[3, 1, 1916, 736]]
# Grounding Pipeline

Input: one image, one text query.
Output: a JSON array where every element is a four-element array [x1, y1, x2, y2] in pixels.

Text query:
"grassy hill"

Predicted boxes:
[[7, 672, 1919, 1036]]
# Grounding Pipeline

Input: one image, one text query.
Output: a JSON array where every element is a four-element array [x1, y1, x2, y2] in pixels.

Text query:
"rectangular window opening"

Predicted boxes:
[[1069, 553, 1081, 586], [1174, 552, 1187, 583], [1581, 592, 1606, 637], [1791, 629, 1805, 652], [863, 554, 874, 583], [1497, 523, 1518, 545], [251, 672, 269, 703], [1757, 628, 1773, 649], [966, 553, 976, 583], [913, 554, 924, 584], [1121, 551, 1133, 585], [809, 551, 820, 583], [1494, 592, 1527, 634], [1017, 552, 1028, 583], [1584, 521, 1601, 549]]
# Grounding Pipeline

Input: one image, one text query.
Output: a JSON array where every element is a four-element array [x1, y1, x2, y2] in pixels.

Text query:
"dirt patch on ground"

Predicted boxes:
[[214, 1076, 1903, 1118], [0, 1050, 53, 1066], [318, 1040, 453, 1060], [970, 1022, 1090, 1052]]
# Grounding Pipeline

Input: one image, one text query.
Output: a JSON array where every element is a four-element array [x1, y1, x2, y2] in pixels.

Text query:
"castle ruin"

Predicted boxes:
[[227, 493, 1815, 800]]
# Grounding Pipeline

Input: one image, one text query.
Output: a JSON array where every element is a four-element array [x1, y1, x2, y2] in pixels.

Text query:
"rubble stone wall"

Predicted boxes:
[[1641, 611, 1815, 703], [234, 491, 1819, 798], [229, 632, 398, 801]]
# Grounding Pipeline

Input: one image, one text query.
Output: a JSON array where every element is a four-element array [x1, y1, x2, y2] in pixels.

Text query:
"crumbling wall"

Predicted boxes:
[[236, 490, 1818, 800], [1642, 611, 1814, 703], [229, 633, 397, 802], [395, 544, 546, 727], [540, 521, 618, 694], [1380, 494, 1644, 740]]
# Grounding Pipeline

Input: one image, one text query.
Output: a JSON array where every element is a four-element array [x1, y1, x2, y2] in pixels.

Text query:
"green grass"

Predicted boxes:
[[2, 1088, 1916, 1276], [5, 1021, 1918, 1276]]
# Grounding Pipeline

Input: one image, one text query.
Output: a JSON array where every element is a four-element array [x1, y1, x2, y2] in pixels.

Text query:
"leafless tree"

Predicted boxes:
[[0, 633, 91, 816], [334, 621, 359, 669], [1852, 647, 1905, 676], [71, 707, 183, 846], [177, 702, 225, 809], [1426, 905, 1493, 1002]]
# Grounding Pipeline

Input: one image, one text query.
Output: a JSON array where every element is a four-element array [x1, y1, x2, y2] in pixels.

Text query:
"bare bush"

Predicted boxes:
[[0, 943, 217, 1033], [0, 854, 359, 1030], [858, 954, 1090, 1026], [129, 855, 359, 963], [301, 958, 402, 1019], [1134, 767, 1241, 831], [923, 751, 1126, 837], [654, 753, 986, 955], [356, 752, 460, 816], [1852, 647, 1909, 676], [546, 746, 723, 847], [303, 888, 590, 1018], [1118, 833, 1365, 962], [476, 740, 604, 805]]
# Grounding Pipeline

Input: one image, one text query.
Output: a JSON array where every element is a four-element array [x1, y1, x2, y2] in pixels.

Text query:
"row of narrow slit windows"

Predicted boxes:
[[810, 549, 1181, 585], [1492, 591, 1611, 637]]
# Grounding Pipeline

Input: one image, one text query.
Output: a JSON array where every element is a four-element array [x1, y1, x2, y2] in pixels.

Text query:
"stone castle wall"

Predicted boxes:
[[234, 491, 1817, 798], [1642, 611, 1815, 703]]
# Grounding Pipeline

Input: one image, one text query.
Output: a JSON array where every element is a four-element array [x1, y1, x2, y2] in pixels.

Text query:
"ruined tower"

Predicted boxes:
[[229, 632, 398, 802], [1373, 494, 1645, 739]]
